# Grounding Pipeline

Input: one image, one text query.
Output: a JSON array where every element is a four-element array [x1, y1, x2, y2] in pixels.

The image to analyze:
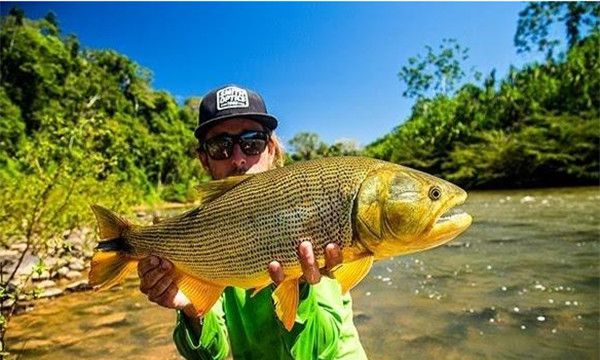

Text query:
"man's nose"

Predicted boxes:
[[230, 144, 246, 167]]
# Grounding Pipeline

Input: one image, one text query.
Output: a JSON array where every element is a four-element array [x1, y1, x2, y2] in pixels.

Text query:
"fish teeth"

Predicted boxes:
[[437, 208, 466, 223]]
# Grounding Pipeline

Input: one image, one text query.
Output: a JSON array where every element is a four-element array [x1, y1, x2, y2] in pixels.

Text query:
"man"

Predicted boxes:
[[136, 85, 367, 359]]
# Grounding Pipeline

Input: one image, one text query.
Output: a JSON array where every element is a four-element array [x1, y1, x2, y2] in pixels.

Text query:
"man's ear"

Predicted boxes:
[[198, 151, 209, 170]]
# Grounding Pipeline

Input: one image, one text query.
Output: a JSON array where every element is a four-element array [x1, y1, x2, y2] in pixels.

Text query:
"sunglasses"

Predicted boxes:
[[203, 130, 270, 160]]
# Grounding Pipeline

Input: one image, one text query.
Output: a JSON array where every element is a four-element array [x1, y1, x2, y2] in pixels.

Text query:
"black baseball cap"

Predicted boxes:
[[194, 85, 278, 140]]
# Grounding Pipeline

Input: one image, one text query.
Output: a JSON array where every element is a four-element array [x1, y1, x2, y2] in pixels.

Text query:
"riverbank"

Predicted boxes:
[[1, 226, 94, 315], [0, 207, 177, 315]]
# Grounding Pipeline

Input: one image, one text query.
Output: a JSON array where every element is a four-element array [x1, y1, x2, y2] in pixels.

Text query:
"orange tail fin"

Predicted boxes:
[[89, 205, 136, 291]]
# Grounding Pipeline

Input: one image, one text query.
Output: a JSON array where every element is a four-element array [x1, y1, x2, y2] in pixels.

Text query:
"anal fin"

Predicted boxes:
[[272, 277, 300, 331], [173, 269, 224, 316], [333, 255, 374, 294]]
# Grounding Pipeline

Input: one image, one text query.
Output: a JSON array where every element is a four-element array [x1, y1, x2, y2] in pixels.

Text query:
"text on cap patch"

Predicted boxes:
[[216, 86, 249, 110]]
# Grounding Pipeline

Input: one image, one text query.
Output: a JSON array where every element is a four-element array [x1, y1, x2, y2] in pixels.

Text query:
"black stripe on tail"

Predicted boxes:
[[95, 237, 132, 252]]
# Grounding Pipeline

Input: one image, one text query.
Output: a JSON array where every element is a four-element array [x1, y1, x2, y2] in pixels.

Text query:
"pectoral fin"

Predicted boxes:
[[272, 277, 300, 331], [333, 255, 374, 294], [173, 270, 224, 316]]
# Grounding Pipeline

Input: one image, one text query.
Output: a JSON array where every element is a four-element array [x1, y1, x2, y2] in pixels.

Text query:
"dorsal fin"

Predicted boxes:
[[196, 175, 252, 205]]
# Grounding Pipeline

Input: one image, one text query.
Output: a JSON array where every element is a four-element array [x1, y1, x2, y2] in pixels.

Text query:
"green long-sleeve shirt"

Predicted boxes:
[[173, 277, 367, 359]]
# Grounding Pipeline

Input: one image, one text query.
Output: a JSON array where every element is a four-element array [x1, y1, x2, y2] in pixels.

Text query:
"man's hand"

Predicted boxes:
[[137, 256, 197, 318], [268, 241, 342, 285]]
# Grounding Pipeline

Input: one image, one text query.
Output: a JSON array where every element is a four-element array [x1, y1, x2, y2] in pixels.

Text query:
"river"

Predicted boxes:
[[5, 187, 599, 359]]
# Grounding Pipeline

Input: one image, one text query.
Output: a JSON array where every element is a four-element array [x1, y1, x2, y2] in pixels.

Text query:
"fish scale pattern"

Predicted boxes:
[[127, 157, 385, 282]]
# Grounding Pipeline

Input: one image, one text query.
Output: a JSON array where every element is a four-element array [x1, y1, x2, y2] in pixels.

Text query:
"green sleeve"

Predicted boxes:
[[172, 298, 229, 360], [290, 278, 353, 360]]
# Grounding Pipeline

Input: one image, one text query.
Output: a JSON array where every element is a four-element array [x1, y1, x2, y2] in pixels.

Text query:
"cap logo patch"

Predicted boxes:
[[216, 86, 249, 110]]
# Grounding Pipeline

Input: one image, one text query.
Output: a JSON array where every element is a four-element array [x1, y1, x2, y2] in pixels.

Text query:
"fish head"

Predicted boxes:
[[354, 164, 472, 258]]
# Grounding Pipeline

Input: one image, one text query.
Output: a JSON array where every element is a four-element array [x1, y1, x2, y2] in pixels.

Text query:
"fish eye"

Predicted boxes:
[[428, 186, 442, 201]]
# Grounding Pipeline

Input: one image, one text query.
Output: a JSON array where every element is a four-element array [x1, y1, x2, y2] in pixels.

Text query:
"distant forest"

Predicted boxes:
[[365, 28, 599, 189], [1, 5, 598, 223]]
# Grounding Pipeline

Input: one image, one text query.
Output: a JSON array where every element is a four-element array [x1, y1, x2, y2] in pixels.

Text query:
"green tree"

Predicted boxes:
[[368, 30, 599, 188], [515, 2, 600, 59], [327, 138, 362, 157], [0, 11, 210, 352], [0, 113, 140, 354], [43, 11, 59, 36], [398, 38, 479, 99], [288, 132, 329, 161]]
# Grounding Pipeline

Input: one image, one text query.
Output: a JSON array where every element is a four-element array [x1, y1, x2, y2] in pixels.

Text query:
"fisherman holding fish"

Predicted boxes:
[[136, 85, 369, 359], [91, 85, 471, 359]]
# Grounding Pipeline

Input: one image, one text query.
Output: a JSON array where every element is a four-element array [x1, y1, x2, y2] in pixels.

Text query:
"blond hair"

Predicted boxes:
[[269, 132, 285, 169]]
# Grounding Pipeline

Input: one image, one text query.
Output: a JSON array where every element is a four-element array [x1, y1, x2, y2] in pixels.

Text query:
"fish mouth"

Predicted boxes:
[[436, 206, 470, 225], [425, 192, 473, 248]]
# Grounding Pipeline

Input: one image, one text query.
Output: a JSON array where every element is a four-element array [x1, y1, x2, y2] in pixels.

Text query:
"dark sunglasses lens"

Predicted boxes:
[[239, 132, 268, 155], [205, 138, 233, 160], [240, 138, 267, 156]]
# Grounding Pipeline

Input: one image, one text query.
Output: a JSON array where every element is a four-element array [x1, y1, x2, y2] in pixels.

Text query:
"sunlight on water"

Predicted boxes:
[[354, 187, 600, 359], [6, 187, 600, 359]]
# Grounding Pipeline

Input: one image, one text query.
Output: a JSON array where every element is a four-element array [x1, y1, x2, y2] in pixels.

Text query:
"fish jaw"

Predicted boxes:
[[415, 189, 472, 252]]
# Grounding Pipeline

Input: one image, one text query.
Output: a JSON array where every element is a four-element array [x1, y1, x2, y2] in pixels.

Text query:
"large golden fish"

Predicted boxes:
[[90, 156, 472, 330]]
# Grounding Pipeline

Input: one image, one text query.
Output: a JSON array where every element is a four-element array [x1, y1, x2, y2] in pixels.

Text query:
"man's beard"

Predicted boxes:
[[227, 167, 249, 177]]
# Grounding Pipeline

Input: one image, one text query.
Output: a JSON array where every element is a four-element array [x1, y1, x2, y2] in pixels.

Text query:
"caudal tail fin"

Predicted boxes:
[[89, 205, 137, 291]]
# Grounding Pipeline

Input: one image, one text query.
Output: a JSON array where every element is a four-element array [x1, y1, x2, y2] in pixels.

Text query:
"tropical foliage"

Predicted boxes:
[[287, 132, 361, 162], [0, 9, 207, 215], [365, 10, 599, 188], [0, 10, 206, 347]]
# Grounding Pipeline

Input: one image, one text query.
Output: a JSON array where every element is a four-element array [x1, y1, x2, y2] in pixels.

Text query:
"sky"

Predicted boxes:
[[1, 2, 536, 147]]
